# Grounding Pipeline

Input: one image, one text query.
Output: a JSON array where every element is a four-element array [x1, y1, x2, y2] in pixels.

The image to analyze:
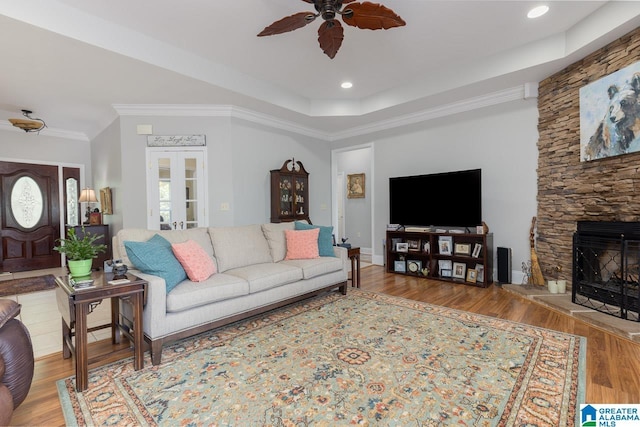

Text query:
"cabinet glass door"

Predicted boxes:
[[279, 176, 293, 216], [147, 149, 207, 230]]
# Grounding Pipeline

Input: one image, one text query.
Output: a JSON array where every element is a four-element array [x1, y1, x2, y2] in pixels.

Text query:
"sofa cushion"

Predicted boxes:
[[294, 221, 335, 257], [114, 228, 215, 268], [124, 234, 187, 293], [208, 225, 273, 272], [261, 222, 296, 262], [224, 263, 303, 293], [284, 228, 320, 260], [166, 273, 249, 313], [280, 256, 344, 279], [172, 240, 217, 282]]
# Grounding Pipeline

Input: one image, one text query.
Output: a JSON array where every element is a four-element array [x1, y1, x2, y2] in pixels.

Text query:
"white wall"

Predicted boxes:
[[334, 99, 539, 282], [91, 119, 122, 232], [114, 115, 333, 230], [0, 128, 91, 171]]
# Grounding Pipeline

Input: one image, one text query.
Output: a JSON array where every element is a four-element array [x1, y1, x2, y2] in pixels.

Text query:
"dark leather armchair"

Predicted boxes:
[[0, 299, 34, 426]]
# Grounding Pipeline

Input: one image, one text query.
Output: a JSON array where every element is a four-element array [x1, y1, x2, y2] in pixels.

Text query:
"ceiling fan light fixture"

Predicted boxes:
[[8, 109, 47, 133], [258, 0, 405, 59], [527, 5, 549, 19]]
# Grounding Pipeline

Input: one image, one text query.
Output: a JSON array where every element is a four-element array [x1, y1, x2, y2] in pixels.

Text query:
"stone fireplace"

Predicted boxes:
[[573, 221, 640, 321], [536, 27, 640, 287]]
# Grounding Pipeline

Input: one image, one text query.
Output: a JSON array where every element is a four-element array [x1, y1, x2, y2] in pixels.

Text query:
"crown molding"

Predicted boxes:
[[329, 86, 530, 141], [112, 104, 332, 140], [114, 85, 533, 142], [0, 121, 89, 141]]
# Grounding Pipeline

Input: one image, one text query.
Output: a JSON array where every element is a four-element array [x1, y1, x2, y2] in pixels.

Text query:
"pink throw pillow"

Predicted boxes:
[[284, 228, 320, 260], [171, 240, 216, 282]]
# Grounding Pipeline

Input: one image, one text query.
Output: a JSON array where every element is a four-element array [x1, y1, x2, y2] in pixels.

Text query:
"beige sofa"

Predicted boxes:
[[112, 222, 348, 365]]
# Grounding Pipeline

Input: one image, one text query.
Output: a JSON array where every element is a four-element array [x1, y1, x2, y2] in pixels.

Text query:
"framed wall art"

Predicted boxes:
[[100, 187, 113, 215], [580, 60, 640, 161], [347, 173, 365, 198]]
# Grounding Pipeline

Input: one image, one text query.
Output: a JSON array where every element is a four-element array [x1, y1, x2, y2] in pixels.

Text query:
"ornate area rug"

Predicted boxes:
[[57, 289, 585, 426], [0, 274, 57, 296]]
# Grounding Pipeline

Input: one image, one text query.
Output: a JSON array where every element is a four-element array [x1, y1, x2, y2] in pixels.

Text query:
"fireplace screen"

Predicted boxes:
[[573, 228, 640, 321]]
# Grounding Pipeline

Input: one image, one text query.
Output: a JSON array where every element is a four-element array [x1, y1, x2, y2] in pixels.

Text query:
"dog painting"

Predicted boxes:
[[580, 61, 640, 161]]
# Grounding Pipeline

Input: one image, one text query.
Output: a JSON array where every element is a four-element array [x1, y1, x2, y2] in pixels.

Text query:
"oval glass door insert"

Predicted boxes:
[[11, 176, 44, 229]]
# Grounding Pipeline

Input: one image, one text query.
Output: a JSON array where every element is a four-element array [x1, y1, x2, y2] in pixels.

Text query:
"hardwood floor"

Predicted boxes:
[[10, 265, 640, 425]]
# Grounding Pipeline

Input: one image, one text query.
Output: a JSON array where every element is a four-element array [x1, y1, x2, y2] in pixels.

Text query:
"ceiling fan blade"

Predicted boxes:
[[318, 20, 344, 59], [342, 2, 406, 30], [258, 12, 316, 36]]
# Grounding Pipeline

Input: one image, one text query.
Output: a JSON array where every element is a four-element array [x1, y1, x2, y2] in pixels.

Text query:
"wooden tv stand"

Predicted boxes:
[[386, 229, 493, 287]]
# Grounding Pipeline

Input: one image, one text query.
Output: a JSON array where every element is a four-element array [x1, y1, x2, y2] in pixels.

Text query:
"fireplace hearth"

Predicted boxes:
[[573, 221, 640, 321]]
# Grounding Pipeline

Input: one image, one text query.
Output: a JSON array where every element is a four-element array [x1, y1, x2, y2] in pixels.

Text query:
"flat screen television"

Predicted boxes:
[[389, 168, 481, 228]]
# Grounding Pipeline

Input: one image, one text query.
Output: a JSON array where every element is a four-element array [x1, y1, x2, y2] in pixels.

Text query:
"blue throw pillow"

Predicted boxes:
[[294, 222, 335, 257], [124, 234, 187, 293]]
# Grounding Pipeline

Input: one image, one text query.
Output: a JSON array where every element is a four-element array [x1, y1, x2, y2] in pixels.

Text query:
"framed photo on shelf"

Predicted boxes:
[[438, 236, 452, 255], [406, 239, 421, 251], [475, 264, 485, 283], [396, 242, 409, 253], [422, 241, 431, 254], [472, 243, 482, 258], [466, 268, 477, 282], [452, 262, 466, 279], [394, 260, 406, 273], [454, 243, 471, 255], [438, 259, 452, 270], [391, 238, 402, 249], [407, 260, 422, 274], [440, 269, 453, 278]]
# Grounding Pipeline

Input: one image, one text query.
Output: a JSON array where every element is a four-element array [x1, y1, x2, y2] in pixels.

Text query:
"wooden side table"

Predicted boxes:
[[347, 247, 361, 288], [55, 272, 146, 392]]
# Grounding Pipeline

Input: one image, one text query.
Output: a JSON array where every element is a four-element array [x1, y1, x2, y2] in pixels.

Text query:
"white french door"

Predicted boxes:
[[146, 148, 207, 230]]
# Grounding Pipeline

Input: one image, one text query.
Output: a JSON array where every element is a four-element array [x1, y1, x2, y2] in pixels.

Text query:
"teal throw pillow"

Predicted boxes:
[[295, 222, 335, 257], [124, 234, 187, 293]]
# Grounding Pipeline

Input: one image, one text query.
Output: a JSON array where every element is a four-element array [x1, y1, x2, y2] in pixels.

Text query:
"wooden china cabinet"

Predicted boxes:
[[270, 159, 311, 223]]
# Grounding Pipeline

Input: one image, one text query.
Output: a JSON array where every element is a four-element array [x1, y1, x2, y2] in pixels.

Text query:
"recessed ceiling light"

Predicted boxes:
[[341, 82, 353, 89], [527, 5, 549, 19]]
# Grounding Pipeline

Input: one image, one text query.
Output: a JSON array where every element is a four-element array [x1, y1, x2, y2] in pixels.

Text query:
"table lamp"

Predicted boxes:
[[78, 187, 98, 224]]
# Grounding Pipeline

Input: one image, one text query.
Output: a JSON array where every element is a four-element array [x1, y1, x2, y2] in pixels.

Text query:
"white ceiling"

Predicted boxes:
[[1, 1, 640, 141]]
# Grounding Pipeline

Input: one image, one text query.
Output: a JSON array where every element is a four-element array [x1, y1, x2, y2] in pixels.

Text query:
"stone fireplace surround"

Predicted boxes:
[[536, 26, 640, 287]]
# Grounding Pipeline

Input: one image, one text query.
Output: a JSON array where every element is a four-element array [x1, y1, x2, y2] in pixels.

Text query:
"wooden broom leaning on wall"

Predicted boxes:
[[530, 217, 545, 286]]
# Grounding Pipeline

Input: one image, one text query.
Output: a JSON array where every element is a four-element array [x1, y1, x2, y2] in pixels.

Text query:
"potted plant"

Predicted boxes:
[[53, 227, 107, 278]]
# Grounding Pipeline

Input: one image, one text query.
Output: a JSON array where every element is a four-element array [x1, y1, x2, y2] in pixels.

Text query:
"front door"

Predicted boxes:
[[0, 162, 60, 272]]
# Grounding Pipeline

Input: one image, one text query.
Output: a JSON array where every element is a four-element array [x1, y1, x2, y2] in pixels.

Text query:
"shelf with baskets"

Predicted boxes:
[[386, 230, 493, 287]]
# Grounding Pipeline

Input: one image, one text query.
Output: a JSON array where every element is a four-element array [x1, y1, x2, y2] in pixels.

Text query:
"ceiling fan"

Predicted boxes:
[[258, 0, 406, 59]]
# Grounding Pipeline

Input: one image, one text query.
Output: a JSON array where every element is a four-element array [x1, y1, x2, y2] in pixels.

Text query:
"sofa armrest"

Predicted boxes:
[[333, 246, 349, 276], [127, 270, 169, 338]]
